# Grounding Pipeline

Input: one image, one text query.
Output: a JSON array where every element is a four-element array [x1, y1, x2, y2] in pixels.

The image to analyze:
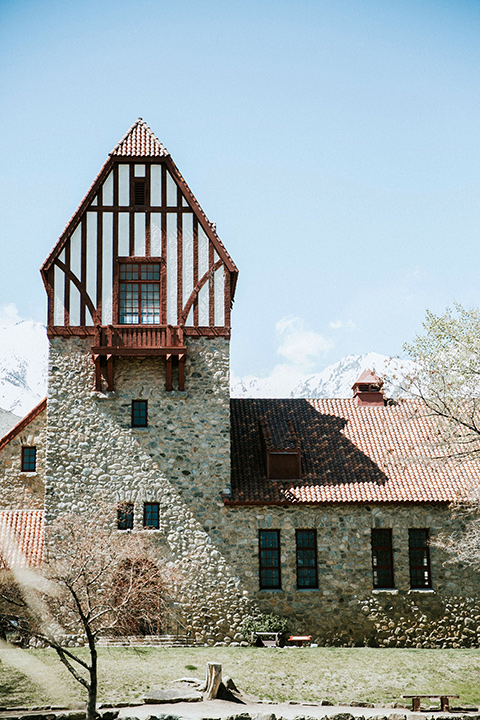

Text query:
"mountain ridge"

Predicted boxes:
[[0, 323, 412, 428]]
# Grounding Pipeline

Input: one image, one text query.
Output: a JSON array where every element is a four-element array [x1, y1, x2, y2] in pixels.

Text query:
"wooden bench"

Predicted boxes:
[[251, 631, 282, 647], [403, 694, 459, 712], [288, 634, 312, 647]]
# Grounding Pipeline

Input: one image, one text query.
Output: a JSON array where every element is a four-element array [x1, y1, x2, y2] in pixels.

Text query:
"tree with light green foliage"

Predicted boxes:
[[404, 304, 480, 564], [404, 303, 480, 460]]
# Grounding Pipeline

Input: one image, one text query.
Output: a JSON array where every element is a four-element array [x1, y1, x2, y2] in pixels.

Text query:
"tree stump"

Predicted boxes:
[[204, 662, 222, 700]]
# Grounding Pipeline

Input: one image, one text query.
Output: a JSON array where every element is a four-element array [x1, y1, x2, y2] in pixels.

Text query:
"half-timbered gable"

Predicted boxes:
[[41, 119, 238, 391]]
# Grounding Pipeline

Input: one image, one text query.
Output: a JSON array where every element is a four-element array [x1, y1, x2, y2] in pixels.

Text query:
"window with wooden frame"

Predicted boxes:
[[258, 529, 281, 589], [371, 528, 395, 589], [409, 528, 432, 589], [143, 502, 160, 529], [296, 529, 318, 589], [132, 400, 148, 428], [21, 446, 36, 472], [267, 451, 301, 480], [117, 502, 134, 530], [119, 262, 161, 324]]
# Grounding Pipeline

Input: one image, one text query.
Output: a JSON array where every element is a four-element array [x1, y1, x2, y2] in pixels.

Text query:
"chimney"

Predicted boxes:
[[352, 369, 385, 407]]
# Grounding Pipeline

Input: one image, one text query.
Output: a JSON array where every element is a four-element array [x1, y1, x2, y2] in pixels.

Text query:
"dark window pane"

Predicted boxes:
[[259, 530, 281, 589], [144, 502, 159, 529], [117, 502, 134, 530], [371, 528, 394, 589], [132, 400, 148, 427], [409, 529, 432, 589], [296, 530, 318, 589], [21, 447, 36, 472]]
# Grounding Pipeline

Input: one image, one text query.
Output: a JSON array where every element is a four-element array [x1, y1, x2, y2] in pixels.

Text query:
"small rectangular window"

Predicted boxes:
[[117, 502, 134, 530], [21, 447, 36, 472], [268, 451, 301, 480], [371, 528, 394, 589], [259, 529, 281, 589], [132, 400, 148, 427], [144, 502, 160, 529], [409, 528, 432, 589], [134, 180, 145, 206], [296, 529, 318, 589]]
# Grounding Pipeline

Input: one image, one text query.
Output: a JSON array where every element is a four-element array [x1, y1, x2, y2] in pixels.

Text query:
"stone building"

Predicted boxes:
[[1, 119, 480, 647]]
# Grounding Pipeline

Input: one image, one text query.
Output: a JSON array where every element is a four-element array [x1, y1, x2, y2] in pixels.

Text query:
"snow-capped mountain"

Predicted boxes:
[[0, 318, 413, 417], [0, 320, 48, 416], [230, 352, 415, 399], [0, 407, 21, 437], [290, 352, 415, 399]]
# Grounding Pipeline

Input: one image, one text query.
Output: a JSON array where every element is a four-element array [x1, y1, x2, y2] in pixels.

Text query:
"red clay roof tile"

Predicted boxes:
[[0, 510, 44, 568], [229, 398, 478, 505], [110, 118, 169, 157]]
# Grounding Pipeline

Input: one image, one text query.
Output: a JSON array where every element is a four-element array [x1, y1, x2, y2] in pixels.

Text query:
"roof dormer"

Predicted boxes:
[[352, 369, 385, 407], [260, 418, 301, 480]]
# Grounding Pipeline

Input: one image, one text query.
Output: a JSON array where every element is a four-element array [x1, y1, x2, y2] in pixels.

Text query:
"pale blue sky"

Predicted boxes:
[[1, 0, 480, 383]]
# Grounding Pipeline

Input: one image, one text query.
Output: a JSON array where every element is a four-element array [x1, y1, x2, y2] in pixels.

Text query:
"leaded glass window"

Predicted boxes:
[[119, 263, 161, 324], [259, 529, 281, 589]]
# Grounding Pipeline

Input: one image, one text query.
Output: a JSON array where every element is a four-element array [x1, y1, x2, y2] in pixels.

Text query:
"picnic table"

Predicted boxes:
[[288, 634, 312, 647], [403, 694, 459, 712]]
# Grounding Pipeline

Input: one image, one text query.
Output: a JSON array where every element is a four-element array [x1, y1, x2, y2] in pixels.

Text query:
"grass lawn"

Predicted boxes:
[[1, 646, 480, 709]]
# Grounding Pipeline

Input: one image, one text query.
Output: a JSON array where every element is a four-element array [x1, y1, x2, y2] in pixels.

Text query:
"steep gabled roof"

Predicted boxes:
[[110, 118, 169, 157], [229, 398, 479, 505], [41, 120, 238, 288], [0, 398, 47, 453]]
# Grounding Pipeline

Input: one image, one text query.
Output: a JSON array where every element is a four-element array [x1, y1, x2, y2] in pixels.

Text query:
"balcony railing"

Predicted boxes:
[[92, 324, 185, 356]]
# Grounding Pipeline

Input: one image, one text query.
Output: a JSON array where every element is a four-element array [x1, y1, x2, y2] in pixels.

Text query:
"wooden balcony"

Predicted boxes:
[[92, 325, 187, 392], [92, 325, 186, 357]]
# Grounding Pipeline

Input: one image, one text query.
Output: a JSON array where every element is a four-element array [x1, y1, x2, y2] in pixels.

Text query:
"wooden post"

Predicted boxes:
[[178, 354, 185, 391], [166, 354, 173, 392], [106, 355, 114, 392], [204, 662, 222, 700], [93, 355, 101, 392]]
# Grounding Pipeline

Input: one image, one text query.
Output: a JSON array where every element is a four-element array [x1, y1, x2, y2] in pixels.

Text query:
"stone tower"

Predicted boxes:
[[40, 120, 250, 641]]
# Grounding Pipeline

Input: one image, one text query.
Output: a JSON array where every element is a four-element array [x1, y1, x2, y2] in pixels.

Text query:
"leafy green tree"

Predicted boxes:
[[404, 303, 480, 460], [404, 304, 480, 564]]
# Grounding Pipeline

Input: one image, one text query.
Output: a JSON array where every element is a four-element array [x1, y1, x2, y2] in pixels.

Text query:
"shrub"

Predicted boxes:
[[242, 613, 288, 637]]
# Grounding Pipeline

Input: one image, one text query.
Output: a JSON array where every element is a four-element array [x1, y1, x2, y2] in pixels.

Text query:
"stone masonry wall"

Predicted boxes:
[[45, 336, 256, 644], [0, 410, 46, 510], [219, 503, 480, 647], [45, 336, 480, 646]]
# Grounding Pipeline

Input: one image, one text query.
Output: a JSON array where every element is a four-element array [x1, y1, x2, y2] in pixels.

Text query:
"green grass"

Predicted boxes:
[[1, 647, 480, 709]]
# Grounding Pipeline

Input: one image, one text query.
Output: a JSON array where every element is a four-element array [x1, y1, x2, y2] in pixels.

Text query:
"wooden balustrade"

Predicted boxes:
[[92, 325, 185, 356]]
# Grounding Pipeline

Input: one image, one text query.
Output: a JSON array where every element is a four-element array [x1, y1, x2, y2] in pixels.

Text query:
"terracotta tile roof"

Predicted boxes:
[[229, 398, 479, 505], [110, 118, 169, 157], [353, 369, 383, 387], [0, 398, 47, 453], [0, 510, 44, 568]]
